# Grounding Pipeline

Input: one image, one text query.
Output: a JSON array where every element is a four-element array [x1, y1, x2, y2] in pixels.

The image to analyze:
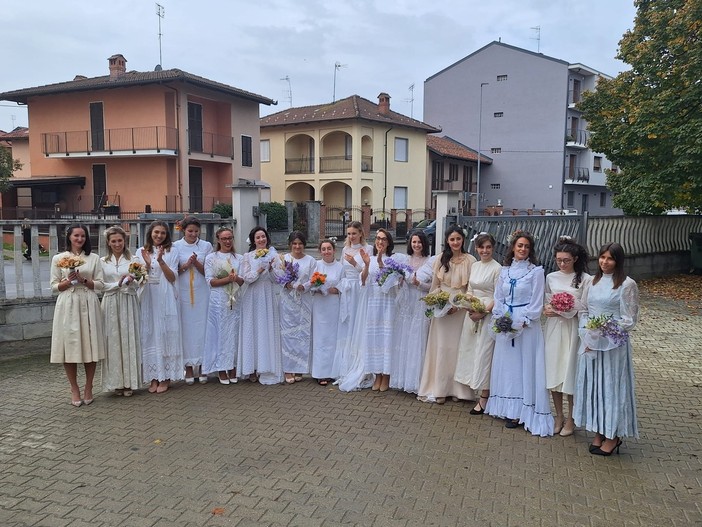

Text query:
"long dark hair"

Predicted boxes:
[[214, 227, 235, 254], [440, 225, 466, 272], [593, 242, 626, 289], [65, 223, 92, 255], [503, 230, 538, 266], [407, 230, 430, 257], [553, 236, 589, 288], [144, 220, 173, 252], [248, 226, 271, 252], [372, 228, 394, 257]]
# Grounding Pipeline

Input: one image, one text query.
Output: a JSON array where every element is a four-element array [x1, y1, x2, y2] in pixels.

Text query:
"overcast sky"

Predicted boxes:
[[1, 0, 637, 132]]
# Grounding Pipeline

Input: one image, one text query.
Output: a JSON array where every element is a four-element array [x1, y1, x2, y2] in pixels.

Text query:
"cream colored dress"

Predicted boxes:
[[454, 259, 502, 393], [50, 251, 105, 363], [417, 253, 476, 401]]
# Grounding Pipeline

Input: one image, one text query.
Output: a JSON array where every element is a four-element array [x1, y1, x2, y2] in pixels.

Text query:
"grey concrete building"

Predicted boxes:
[[424, 41, 622, 216]]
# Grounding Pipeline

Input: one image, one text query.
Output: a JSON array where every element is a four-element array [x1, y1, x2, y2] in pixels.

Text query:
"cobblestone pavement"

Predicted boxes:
[[1, 291, 700, 527]]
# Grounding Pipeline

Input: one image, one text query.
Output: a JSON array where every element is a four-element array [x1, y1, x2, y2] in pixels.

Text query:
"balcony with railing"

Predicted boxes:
[[320, 156, 352, 173], [564, 165, 590, 183], [565, 129, 590, 149], [361, 155, 373, 172], [285, 157, 315, 174], [41, 126, 178, 157], [187, 130, 235, 159]]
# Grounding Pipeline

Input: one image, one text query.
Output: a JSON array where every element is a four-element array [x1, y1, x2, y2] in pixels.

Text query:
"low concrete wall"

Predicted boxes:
[[0, 297, 55, 344], [587, 251, 691, 281]]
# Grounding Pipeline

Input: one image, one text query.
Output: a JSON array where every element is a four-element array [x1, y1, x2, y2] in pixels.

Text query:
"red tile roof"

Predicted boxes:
[[261, 95, 440, 133], [0, 69, 275, 105], [427, 135, 492, 164], [0, 126, 29, 140]]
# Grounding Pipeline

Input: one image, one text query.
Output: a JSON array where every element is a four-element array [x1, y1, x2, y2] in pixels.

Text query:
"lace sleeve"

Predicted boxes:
[[619, 277, 639, 331]]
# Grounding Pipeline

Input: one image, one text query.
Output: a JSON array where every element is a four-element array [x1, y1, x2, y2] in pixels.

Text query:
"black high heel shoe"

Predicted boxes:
[[590, 439, 622, 456]]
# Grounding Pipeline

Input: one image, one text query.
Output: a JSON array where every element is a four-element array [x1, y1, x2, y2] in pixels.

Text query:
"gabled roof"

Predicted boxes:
[[261, 95, 440, 133], [0, 69, 275, 106], [0, 127, 29, 140], [427, 135, 492, 164]]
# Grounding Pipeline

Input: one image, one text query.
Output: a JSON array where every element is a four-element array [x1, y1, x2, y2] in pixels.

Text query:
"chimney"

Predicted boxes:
[[108, 54, 127, 80], [378, 92, 391, 115]]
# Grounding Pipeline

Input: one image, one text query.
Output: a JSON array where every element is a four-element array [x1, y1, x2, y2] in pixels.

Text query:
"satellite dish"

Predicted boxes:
[[155, 64, 162, 71]]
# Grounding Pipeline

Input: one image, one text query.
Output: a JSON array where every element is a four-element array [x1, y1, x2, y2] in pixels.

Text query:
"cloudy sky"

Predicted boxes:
[[1, 0, 637, 131]]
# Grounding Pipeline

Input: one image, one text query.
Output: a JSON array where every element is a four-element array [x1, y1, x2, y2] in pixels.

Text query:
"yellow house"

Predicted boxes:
[[260, 93, 439, 214]]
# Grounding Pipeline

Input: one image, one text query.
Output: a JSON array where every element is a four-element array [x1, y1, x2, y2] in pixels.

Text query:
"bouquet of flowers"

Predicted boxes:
[[549, 292, 575, 312], [57, 255, 85, 285], [580, 313, 628, 353], [375, 258, 413, 293], [276, 259, 300, 286], [215, 260, 240, 309], [128, 261, 148, 285], [310, 271, 327, 289], [254, 248, 270, 259], [492, 313, 517, 335], [451, 293, 487, 313], [420, 290, 451, 318]]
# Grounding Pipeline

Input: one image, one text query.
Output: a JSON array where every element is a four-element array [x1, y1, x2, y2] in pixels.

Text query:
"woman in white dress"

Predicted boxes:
[[50, 224, 105, 407], [238, 227, 283, 385], [202, 227, 244, 385], [485, 230, 554, 436], [543, 237, 590, 436], [573, 243, 639, 456], [391, 230, 433, 394], [135, 221, 183, 394], [363, 228, 400, 393], [174, 217, 213, 384], [333, 221, 373, 382], [310, 239, 343, 385], [454, 233, 502, 414], [100, 226, 141, 397], [278, 230, 317, 384], [417, 226, 476, 404]]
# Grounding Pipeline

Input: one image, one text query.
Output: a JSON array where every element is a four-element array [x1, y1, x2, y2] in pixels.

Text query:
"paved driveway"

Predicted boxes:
[[0, 291, 700, 526]]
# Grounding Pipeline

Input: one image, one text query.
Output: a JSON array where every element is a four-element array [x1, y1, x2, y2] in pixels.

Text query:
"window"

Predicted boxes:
[[566, 191, 575, 207], [490, 183, 501, 190], [497, 74, 508, 82], [394, 137, 409, 162], [260, 139, 270, 163], [490, 147, 502, 154], [187, 102, 203, 153], [345, 135, 352, 160], [449, 163, 459, 182], [611, 163, 619, 173], [600, 192, 607, 207], [593, 156, 602, 172], [393, 186, 408, 209], [463, 166, 472, 193], [494, 112, 503, 118], [431, 161, 443, 190], [241, 135, 252, 167]]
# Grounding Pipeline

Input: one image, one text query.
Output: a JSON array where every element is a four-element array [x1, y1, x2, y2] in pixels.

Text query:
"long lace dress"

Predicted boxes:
[[390, 254, 434, 393], [485, 260, 554, 437], [311, 258, 343, 380], [100, 254, 141, 391], [573, 275, 639, 439], [134, 247, 184, 382], [417, 254, 476, 402], [454, 258, 502, 394], [237, 247, 283, 385], [544, 271, 591, 394], [201, 251, 244, 377]]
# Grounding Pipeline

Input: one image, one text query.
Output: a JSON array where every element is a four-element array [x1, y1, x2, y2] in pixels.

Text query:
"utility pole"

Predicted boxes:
[[156, 3, 165, 66]]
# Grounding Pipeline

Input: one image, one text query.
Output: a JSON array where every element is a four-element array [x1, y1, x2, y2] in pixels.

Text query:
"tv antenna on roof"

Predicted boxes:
[[280, 76, 293, 107], [333, 61, 347, 103], [531, 25, 541, 53], [156, 3, 165, 67], [405, 83, 415, 118]]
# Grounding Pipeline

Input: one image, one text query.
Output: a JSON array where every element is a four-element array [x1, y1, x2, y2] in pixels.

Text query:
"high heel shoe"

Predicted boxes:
[[590, 439, 622, 456], [553, 415, 564, 434], [71, 399, 83, 407]]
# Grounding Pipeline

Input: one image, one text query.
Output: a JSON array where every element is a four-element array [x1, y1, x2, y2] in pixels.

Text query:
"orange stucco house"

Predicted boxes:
[[0, 54, 275, 218]]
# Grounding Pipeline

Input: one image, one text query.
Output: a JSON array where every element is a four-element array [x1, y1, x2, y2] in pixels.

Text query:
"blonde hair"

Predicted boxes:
[[103, 225, 131, 260], [344, 221, 366, 247]]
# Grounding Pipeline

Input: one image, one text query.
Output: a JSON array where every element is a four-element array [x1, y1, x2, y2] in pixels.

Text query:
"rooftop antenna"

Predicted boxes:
[[405, 83, 415, 119], [332, 61, 347, 102], [156, 3, 165, 67], [531, 25, 541, 53], [10, 114, 16, 129], [280, 76, 293, 107]]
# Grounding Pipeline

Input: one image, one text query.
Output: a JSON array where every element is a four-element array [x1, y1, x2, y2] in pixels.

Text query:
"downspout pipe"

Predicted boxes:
[[383, 126, 393, 223]]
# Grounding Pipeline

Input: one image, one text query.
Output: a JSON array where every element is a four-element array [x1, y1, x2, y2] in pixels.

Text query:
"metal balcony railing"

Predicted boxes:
[[41, 126, 178, 155], [187, 130, 235, 159], [285, 157, 314, 174], [565, 166, 590, 183], [320, 156, 352, 173], [565, 129, 590, 148], [361, 155, 373, 172]]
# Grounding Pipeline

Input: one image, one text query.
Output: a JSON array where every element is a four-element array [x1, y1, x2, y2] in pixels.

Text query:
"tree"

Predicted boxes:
[[0, 147, 22, 193], [579, 0, 702, 214], [259, 202, 288, 230]]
